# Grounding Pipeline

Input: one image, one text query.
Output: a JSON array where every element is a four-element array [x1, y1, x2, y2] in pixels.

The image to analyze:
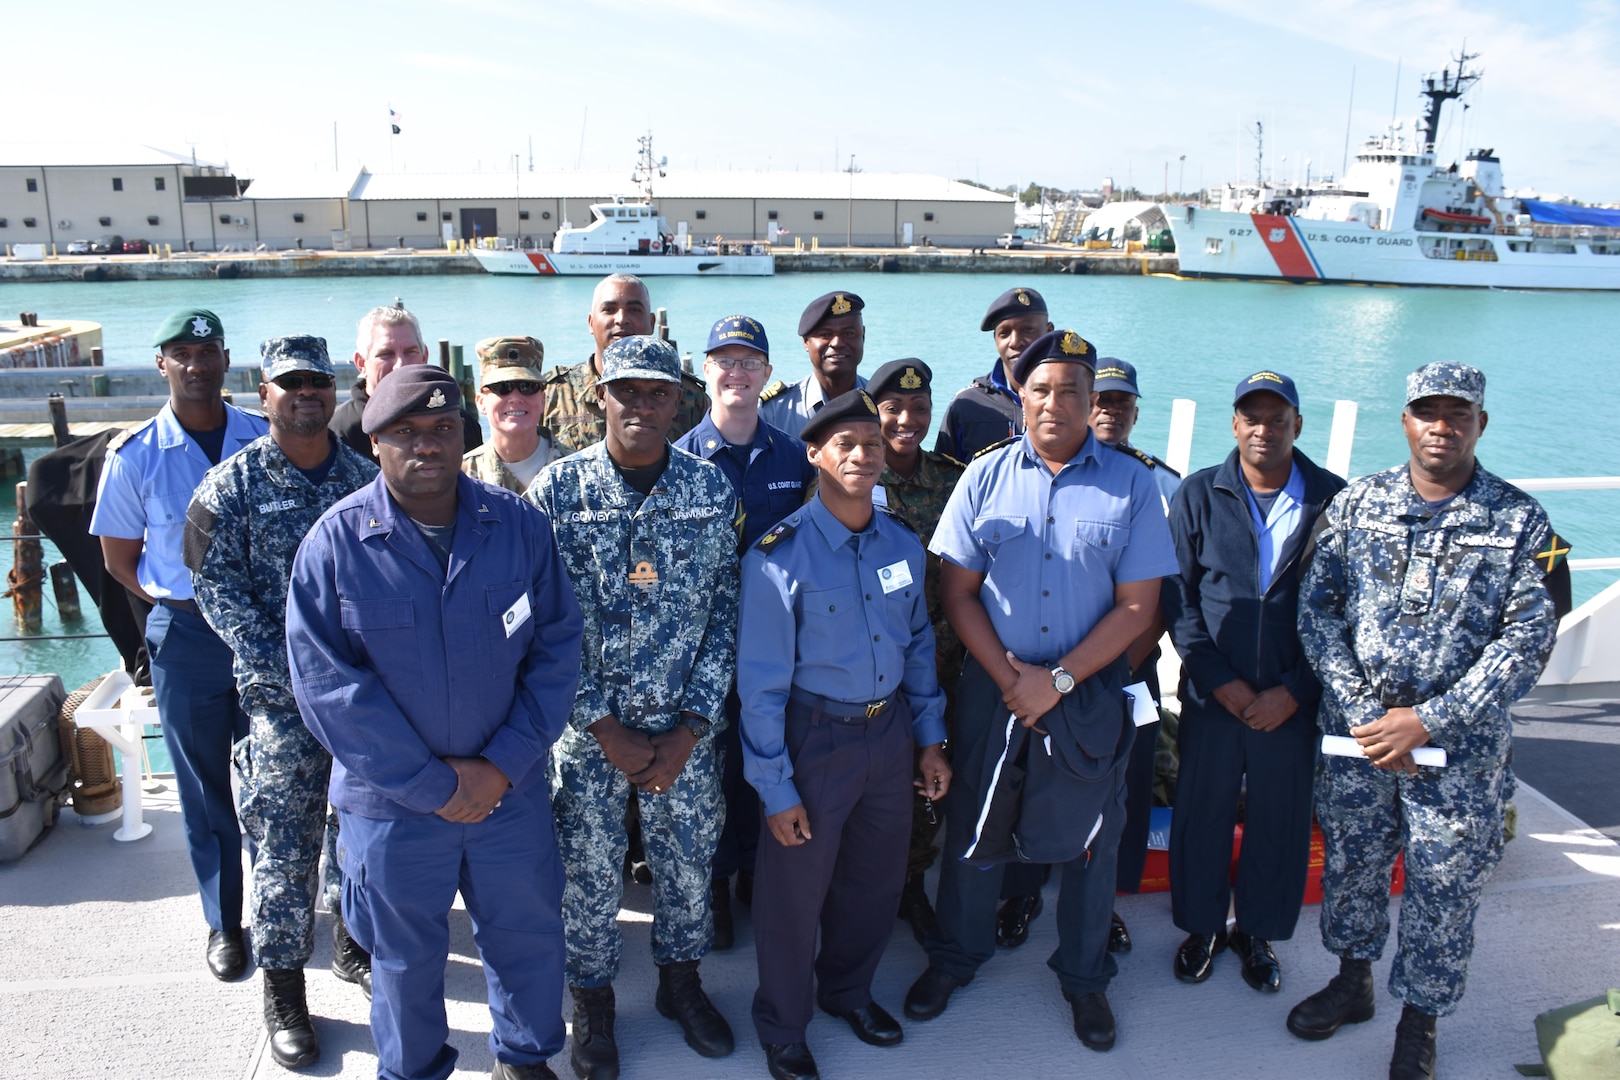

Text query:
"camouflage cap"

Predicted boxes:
[[476, 335, 545, 386], [361, 364, 462, 434], [1010, 328, 1097, 384], [260, 335, 333, 382], [599, 335, 682, 385], [153, 308, 224, 348], [1406, 362, 1485, 406]]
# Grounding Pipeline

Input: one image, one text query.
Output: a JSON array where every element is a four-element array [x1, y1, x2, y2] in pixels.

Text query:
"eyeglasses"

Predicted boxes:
[[485, 380, 542, 396], [272, 373, 335, 391], [707, 354, 766, 372]]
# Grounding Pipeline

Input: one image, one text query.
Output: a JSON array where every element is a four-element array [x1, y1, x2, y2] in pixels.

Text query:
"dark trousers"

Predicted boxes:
[[146, 602, 249, 932], [713, 686, 758, 881], [752, 697, 913, 1044], [338, 791, 566, 1080], [1169, 701, 1317, 940], [929, 657, 1126, 996]]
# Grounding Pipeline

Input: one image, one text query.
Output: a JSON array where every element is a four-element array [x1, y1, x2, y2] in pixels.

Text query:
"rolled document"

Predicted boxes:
[[1321, 734, 1447, 768]]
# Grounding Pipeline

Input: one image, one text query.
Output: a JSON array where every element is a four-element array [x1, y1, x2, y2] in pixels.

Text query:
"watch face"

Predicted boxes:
[[1053, 669, 1076, 694]]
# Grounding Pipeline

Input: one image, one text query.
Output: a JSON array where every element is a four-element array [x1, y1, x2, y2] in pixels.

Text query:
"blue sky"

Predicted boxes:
[[10, 0, 1617, 200]]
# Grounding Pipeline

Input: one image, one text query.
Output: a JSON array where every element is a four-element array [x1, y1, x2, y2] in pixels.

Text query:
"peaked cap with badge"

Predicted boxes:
[[260, 335, 334, 382], [798, 291, 865, 336], [361, 365, 462, 434], [1233, 370, 1300, 409], [1091, 358, 1141, 398], [866, 358, 933, 401], [1009, 328, 1098, 385], [475, 335, 546, 385], [979, 286, 1048, 332], [799, 387, 881, 444], [154, 308, 225, 348]]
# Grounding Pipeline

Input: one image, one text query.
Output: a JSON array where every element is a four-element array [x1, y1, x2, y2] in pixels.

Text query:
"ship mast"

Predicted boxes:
[[631, 132, 667, 201], [1418, 48, 1481, 153]]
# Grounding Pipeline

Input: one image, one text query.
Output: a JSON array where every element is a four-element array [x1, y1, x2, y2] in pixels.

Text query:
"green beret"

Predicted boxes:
[[153, 308, 224, 348]]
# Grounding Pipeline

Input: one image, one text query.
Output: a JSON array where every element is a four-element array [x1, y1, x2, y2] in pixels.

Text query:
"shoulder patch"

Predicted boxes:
[[755, 517, 796, 553], [1114, 443, 1157, 469], [758, 380, 786, 403], [1534, 532, 1571, 575], [934, 450, 967, 469], [973, 436, 1017, 461], [877, 504, 918, 534], [107, 426, 139, 451]]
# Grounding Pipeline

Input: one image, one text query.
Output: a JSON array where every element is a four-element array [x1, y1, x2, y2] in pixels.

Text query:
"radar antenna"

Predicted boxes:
[[631, 132, 667, 201], [1419, 47, 1481, 153]]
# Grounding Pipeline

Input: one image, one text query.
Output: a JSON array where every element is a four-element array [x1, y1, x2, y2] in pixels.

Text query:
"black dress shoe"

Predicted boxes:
[[491, 1062, 559, 1080], [1107, 911, 1132, 955], [711, 878, 734, 951], [826, 1001, 903, 1047], [1286, 957, 1375, 1041], [263, 968, 319, 1069], [1230, 929, 1281, 992], [763, 1041, 819, 1080], [994, 894, 1043, 948], [1064, 991, 1116, 1052], [207, 927, 249, 981], [331, 914, 372, 1000], [897, 874, 940, 946], [903, 965, 970, 1021], [655, 960, 734, 1058], [1172, 930, 1228, 983]]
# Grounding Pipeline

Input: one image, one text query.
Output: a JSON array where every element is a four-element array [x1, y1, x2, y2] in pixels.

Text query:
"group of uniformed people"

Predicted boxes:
[[89, 274, 1565, 1080]]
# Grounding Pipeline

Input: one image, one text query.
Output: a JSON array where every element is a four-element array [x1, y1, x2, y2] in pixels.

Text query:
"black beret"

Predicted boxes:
[[799, 387, 881, 444], [798, 291, 865, 337], [866, 358, 932, 401], [362, 365, 463, 434], [1010, 329, 1098, 386], [980, 286, 1048, 332]]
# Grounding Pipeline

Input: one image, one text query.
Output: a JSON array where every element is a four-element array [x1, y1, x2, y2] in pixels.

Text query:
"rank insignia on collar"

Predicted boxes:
[[705, 438, 717, 450], [831, 294, 852, 316], [628, 560, 659, 589], [900, 367, 923, 390], [756, 519, 796, 552], [368, 518, 381, 528], [427, 388, 447, 409], [1535, 533, 1571, 574], [1016, 290, 1030, 306], [478, 504, 489, 513]]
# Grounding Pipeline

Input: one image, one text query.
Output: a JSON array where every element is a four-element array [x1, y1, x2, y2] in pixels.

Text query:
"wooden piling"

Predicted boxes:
[[47, 393, 71, 448], [9, 482, 42, 631], [49, 561, 81, 620]]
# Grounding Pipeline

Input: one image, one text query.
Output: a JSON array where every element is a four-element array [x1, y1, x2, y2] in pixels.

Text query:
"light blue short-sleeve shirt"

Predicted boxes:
[[930, 430, 1179, 661]]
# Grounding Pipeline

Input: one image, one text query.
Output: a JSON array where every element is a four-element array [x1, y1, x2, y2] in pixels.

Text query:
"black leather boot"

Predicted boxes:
[[331, 913, 372, 1000], [1286, 956, 1375, 1040], [1389, 1004, 1437, 1080], [569, 985, 618, 1080], [655, 960, 735, 1058], [263, 968, 319, 1069]]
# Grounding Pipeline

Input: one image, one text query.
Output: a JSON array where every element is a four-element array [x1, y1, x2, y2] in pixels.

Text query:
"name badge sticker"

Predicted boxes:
[[878, 559, 914, 594], [503, 592, 533, 638]]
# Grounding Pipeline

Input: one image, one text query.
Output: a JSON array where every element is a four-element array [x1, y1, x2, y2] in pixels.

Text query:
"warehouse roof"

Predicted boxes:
[[0, 142, 224, 169]]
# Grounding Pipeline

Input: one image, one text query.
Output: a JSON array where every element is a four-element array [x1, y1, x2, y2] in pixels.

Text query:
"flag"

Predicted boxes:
[[389, 108, 401, 135]]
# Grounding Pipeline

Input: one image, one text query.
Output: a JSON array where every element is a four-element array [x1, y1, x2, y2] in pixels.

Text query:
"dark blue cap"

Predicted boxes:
[[799, 387, 881, 444], [980, 286, 1047, 332], [1233, 370, 1300, 409], [362, 365, 462, 434], [866, 358, 932, 401], [798, 291, 865, 336], [1009, 329, 1098, 385], [1092, 358, 1140, 397], [705, 315, 768, 357]]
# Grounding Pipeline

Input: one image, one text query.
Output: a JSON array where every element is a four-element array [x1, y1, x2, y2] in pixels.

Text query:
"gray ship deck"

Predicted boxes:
[[4, 689, 1618, 1080]]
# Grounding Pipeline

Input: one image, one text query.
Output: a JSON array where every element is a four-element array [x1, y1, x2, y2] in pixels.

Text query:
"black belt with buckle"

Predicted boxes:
[[789, 687, 893, 723], [159, 597, 199, 614]]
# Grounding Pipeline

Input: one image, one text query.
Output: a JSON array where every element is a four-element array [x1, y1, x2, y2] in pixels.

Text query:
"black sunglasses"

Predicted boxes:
[[273, 373, 335, 391], [486, 380, 542, 396]]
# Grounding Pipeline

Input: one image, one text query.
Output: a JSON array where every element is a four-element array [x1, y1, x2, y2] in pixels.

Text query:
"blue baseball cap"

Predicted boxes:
[[1233, 370, 1300, 409], [1092, 358, 1140, 397], [705, 315, 768, 357]]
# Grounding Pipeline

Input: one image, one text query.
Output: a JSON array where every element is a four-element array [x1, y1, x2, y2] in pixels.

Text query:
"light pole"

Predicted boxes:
[[847, 154, 855, 248]]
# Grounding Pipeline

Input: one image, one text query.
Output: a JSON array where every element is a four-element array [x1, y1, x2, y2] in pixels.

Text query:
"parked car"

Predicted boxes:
[[122, 239, 150, 254], [997, 232, 1026, 250], [89, 235, 124, 254], [65, 239, 92, 255]]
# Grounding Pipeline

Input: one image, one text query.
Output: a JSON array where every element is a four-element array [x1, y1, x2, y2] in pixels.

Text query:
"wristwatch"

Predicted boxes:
[[680, 713, 712, 739], [1051, 666, 1077, 695]]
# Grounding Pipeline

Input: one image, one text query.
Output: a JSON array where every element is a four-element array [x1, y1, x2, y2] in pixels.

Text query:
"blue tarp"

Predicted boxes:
[[1521, 199, 1620, 227]]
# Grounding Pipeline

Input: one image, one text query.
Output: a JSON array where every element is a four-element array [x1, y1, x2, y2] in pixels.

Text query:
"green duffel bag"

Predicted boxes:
[[1516, 990, 1620, 1078]]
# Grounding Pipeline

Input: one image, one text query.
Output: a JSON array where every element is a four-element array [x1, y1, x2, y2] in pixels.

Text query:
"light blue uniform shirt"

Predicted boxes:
[[930, 430, 1179, 662], [738, 495, 946, 816], [1242, 461, 1306, 591], [89, 403, 268, 599], [758, 372, 868, 437]]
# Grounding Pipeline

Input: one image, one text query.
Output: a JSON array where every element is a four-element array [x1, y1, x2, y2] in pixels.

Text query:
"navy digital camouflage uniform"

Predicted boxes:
[[528, 441, 741, 987], [184, 431, 378, 969], [1299, 455, 1558, 1016]]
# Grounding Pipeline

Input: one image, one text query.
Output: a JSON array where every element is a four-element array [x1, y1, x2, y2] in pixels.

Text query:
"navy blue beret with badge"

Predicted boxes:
[[979, 286, 1047, 332], [797, 291, 865, 336], [799, 387, 881, 444], [705, 314, 769, 357], [866, 358, 933, 401], [1233, 370, 1300, 409], [1092, 358, 1141, 397], [362, 365, 463, 434], [1009, 329, 1098, 385]]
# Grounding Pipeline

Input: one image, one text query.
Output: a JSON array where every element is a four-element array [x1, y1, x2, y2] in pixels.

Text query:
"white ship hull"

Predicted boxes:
[[470, 249, 774, 277], [1166, 207, 1620, 290]]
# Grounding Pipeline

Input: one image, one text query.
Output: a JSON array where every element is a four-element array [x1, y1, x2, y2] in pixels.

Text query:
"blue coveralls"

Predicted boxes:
[[90, 402, 267, 933], [287, 474, 584, 1080]]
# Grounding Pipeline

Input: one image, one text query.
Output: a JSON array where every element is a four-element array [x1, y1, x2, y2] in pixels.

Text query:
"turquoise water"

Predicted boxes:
[[3, 271, 1617, 692]]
